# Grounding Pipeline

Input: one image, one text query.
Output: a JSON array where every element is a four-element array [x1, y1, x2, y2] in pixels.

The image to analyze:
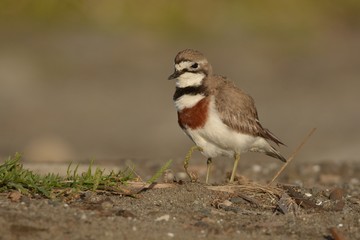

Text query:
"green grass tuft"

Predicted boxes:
[[0, 153, 134, 198]]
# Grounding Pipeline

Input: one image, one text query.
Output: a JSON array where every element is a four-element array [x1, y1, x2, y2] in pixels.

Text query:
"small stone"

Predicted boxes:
[[277, 192, 293, 214], [167, 232, 174, 238], [163, 169, 175, 183], [8, 191, 22, 202], [221, 200, 232, 207], [350, 178, 359, 184], [304, 193, 312, 197], [155, 214, 170, 222], [252, 164, 262, 173], [312, 165, 321, 172], [326, 189, 346, 211], [80, 213, 87, 220], [329, 188, 344, 201], [176, 172, 188, 181]]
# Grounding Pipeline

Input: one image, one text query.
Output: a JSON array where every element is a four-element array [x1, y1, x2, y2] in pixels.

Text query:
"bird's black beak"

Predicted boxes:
[[168, 70, 181, 80]]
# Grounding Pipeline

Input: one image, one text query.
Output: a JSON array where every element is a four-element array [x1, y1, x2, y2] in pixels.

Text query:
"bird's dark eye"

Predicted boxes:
[[191, 63, 198, 69]]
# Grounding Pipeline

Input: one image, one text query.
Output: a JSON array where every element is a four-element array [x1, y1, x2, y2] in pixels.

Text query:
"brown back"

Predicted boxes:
[[206, 75, 284, 146]]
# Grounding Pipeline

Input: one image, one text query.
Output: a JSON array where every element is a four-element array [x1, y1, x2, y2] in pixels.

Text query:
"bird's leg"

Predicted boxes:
[[230, 152, 240, 183], [184, 145, 202, 182], [205, 158, 212, 184]]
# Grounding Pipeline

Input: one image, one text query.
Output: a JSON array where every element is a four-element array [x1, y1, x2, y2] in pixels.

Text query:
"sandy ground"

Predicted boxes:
[[1, 159, 359, 240]]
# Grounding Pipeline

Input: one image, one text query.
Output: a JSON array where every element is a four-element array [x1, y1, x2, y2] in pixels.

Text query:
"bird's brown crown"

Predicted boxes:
[[174, 49, 207, 64]]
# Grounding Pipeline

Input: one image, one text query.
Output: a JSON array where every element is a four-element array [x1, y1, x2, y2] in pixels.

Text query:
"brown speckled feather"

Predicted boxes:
[[206, 75, 284, 146]]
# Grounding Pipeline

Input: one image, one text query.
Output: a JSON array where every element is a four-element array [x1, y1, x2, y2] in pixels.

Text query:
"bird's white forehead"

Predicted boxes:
[[175, 60, 206, 71], [175, 61, 192, 71]]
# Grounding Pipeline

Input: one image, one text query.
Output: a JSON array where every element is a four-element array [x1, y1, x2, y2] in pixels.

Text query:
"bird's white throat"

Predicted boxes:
[[175, 72, 205, 88], [175, 94, 205, 111]]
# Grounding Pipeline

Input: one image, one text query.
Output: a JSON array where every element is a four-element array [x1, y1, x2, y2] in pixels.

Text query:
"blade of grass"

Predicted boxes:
[[147, 159, 173, 184]]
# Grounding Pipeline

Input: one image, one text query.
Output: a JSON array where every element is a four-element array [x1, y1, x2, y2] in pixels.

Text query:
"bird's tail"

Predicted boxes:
[[266, 146, 286, 162]]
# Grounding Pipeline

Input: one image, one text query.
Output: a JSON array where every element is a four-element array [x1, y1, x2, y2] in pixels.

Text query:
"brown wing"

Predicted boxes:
[[212, 76, 284, 146]]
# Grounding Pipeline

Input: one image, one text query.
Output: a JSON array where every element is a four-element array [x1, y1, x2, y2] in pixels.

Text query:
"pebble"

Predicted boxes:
[[8, 191, 22, 202], [350, 178, 359, 184], [329, 188, 344, 201], [312, 165, 321, 172], [221, 200, 232, 207], [155, 214, 170, 222], [176, 172, 188, 181], [163, 170, 175, 183], [252, 164, 262, 173], [80, 213, 87, 220], [167, 232, 174, 237]]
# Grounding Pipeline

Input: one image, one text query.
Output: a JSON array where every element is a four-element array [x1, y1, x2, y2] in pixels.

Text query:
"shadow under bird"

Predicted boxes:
[[168, 49, 286, 183]]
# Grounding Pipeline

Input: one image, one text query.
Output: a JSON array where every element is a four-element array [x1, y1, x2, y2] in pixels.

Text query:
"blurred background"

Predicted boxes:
[[0, 1, 359, 172]]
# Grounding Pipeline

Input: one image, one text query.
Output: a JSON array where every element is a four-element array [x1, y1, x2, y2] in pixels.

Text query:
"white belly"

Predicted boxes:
[[185, 96, 269, 158]]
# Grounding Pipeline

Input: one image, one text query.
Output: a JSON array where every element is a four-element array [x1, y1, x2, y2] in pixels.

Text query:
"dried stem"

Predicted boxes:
[[268, 128, 317, 186]]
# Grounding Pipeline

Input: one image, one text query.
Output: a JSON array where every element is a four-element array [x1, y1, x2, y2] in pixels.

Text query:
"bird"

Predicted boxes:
[[168, 49, 286, 184]]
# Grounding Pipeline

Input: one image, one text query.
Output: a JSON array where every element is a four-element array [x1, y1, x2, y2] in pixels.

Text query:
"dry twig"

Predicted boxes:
[[268, 128, 317, 186]]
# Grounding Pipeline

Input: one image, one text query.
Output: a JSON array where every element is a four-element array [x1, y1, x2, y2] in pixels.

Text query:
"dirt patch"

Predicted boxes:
[[1, 160, 359, 240]]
